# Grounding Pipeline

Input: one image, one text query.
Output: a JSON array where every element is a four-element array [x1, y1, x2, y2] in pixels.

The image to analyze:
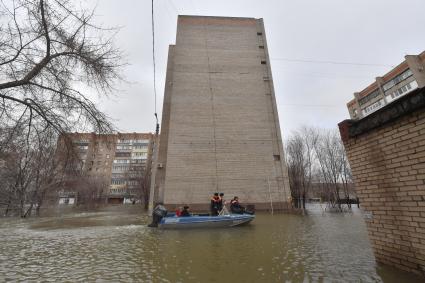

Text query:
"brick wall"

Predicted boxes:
[[339, 87, 425, 275]]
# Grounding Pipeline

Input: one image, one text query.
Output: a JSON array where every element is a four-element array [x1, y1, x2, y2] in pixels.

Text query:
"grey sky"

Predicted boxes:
[[90, 0, 425, 138]]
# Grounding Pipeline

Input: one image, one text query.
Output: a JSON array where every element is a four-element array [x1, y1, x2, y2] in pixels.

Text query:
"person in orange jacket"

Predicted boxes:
[[210, 193, 220, 216]]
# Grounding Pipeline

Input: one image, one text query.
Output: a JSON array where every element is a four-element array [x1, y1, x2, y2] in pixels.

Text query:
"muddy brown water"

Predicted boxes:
[[0, 205, 423, 282]]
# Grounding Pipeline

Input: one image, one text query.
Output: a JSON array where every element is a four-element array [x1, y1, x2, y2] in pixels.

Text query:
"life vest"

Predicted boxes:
[[211, 196, 220, 203]]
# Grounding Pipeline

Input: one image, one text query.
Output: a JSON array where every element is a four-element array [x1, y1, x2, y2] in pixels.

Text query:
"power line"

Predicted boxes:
[[271, 57, 394, 68], [280, 104, 340, 108], [151, 0, 159, 135]]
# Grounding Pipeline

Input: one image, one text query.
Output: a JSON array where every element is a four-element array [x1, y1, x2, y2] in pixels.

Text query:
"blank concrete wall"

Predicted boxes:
[[156, 16, 290, 209]]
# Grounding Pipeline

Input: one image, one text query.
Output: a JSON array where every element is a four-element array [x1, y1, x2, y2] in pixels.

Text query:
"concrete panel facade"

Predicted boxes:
[[154, 16, 290, 211]]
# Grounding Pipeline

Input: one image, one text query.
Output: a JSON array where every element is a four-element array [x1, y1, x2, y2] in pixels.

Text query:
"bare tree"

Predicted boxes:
[[0, 0, 123, 216], [73, 175, 108, 207], [313, 129, 346, 211], [139, 167, 151, 209], [285, 127, 354, 212], [0, 0, 122, 139], [0, 125, 78, 217], [285, 127, 318, 209]]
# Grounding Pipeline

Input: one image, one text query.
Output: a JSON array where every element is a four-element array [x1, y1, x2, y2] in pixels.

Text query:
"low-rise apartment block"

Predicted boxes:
[[347, 51, 425, 120]]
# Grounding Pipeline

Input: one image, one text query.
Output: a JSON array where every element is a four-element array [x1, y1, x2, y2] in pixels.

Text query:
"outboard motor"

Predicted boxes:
[[245, 204, 255, 215], [148, 203, 168, 227]]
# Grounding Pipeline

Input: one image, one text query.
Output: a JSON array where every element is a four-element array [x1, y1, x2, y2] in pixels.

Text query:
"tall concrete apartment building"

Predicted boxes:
[[347, 51, 425, 120], [62, 132, 154, 204], [153, 16, 291, 210]]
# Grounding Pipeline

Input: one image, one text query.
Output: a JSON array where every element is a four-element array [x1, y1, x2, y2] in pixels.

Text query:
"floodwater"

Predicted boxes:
[[0, 205, 423, 282]]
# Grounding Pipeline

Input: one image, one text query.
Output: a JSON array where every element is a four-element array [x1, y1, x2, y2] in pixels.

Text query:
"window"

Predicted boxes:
[[133, 152, 147, 157], [115, 152, 131, 157], [134, 145, 148, 150], [387, 81, 418, 101], [383, 69, 413, 92], [111, 179, 126, 185], [257, 32, 262, 35], [116, 145, 132, 150], [259, 45, 264, 49], [113, 159, 130, 164], [273, 155, 281, 161], [261, 60, 267, 64], [358, 89, 380, 106]]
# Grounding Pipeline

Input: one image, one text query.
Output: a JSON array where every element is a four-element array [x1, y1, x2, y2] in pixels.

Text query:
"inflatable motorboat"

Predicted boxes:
[[158, 213, 255, 229]]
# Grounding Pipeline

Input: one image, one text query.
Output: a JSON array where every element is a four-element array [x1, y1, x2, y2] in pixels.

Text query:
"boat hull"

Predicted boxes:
[[158, 214, 255, 229]]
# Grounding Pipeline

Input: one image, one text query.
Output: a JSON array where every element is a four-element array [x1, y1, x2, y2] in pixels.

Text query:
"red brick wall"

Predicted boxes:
[[340, 110, 425, 275]]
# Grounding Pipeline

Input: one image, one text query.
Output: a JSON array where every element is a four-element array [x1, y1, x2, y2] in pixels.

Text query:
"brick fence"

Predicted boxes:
[[338, 87, 425, 276]]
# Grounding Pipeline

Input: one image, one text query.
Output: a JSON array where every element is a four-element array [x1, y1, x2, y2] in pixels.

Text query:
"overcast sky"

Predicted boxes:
[[89, 0, 425, 138]]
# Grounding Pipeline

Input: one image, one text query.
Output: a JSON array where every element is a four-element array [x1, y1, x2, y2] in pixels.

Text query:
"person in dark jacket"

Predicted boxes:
[[210, 193, 220, 216], [218, 193, 224, 212], [230, 196, 244, 214], [180, 206, 191, 217], [148, 203, 168, 227], [230, 196, 254, 215]]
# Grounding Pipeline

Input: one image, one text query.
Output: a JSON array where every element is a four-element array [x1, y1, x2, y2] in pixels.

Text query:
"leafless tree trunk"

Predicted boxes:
[[0, 125, 76, 217], [0, 0, 123, 217], [285, 127, 318, 210], [1, 0, 122, 140], [313, 129, 348, 211], [286, 127, 354, 212]]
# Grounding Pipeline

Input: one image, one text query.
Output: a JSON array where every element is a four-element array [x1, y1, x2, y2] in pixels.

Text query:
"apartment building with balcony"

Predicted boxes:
[[61, 132, 154, 204], [347, 51, 425, 120]]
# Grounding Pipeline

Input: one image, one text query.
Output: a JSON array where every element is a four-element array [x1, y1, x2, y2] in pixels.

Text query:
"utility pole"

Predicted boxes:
[[148, 118, 160, 215]]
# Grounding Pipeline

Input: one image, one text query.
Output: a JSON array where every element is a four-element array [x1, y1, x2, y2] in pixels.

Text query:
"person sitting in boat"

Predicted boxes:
[[230, 196, 244, 214], [148, 202, 168, 227], [230, 196, 255, 215], [231, 197, 255, 215], [180, 205, 191, 217], [218, 193, 224, 212], [175, 207, 182, 217], [210, 193, 221, 216]]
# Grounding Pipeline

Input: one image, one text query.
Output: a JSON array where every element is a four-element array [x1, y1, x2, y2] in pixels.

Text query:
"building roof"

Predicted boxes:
[[358, 81, 378, 99], [347, 99, 357, 107], [382, 61, 409, 83], [178, 15, 258, 26]]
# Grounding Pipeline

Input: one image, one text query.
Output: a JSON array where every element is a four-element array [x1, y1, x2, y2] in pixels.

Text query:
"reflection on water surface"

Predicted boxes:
[[0, 205, 422, 282]]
